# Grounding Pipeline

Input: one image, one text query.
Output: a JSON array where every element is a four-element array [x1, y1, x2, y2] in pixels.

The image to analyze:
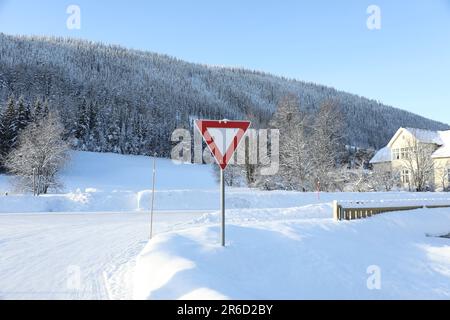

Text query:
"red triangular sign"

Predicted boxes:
[[196, 120, 251, 170]]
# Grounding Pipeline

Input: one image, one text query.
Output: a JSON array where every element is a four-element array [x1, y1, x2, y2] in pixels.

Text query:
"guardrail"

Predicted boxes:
[[332, 200, 450, 221]]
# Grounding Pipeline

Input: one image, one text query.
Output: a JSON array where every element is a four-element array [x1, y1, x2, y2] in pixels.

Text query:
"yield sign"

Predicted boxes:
[[196, 120, 251, 170]]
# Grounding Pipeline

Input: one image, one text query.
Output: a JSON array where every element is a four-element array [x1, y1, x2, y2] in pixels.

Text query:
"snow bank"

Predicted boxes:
[[137, 189, 450, 212], [2, 186, 450, 214], [133, 208, 450, 300], [192, 204, 332, 224], [0, 190, 138, 213]]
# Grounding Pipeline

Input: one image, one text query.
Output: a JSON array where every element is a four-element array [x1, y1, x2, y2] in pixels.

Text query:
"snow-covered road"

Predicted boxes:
[[0, 211, 207, 300]]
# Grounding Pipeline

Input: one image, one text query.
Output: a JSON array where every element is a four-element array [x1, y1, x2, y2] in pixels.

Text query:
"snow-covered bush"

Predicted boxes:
[[6, 112, 70, 195]]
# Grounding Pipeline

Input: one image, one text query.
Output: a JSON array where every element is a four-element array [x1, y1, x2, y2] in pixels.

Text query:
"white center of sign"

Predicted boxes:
[[207, 127, 240, 156]]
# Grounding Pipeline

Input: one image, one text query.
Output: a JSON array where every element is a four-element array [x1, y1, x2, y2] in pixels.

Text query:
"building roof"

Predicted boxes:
[[387, 128, 444, 148], [370, 146, 391, 164], [372, 128, 450, 163], [432, 130, 450, 159], [404, 128, 444, 145]]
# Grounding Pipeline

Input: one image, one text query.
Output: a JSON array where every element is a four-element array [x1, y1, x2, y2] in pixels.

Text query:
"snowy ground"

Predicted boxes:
[[1, 151, 449, 300], [134, 208, 450, 300]]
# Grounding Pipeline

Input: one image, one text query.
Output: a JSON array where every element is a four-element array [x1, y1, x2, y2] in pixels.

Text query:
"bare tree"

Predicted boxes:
[[435, 162, 450, 192], [401, 135, 435, 192], [270, 94, 312, 190], [6, 112, 70, 195], [332, 166, 374, 193], [370, 170, 400, 192], [212, 164, 245, 187], [309, 101, 345, 191]]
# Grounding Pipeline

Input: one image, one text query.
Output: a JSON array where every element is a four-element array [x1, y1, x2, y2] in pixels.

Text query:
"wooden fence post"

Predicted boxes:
[[333, 201, 339, 221]]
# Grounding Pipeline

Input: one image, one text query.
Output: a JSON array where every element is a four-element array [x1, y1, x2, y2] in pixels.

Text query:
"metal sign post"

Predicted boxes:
[[220, 168, 225, 247]]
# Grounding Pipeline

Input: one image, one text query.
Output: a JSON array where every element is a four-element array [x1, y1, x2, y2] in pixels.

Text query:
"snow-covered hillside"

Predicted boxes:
[[60, 151, 217, 192], [0, 151, 217, 193]]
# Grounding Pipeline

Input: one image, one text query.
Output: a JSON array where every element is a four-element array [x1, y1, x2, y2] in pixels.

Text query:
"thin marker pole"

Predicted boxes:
[[220, 168, 225, 247], [150, 154, 157, 240], [317, 180, 321, 201], [32, 168, 36, 196]]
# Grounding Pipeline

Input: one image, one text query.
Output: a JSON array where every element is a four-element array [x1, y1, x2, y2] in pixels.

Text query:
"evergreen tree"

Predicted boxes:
[[42, 99, 50, 118], [87, 102, 97, 133], [83, 102, 98, 149], [33, 98, 43, 121], [74, 100, 89, 141], [16, 96, 31, 131], [0, 97, 19, 158]]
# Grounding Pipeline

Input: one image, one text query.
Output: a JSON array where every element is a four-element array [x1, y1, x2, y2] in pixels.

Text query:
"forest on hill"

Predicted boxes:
[[0, 33, 448, 158]]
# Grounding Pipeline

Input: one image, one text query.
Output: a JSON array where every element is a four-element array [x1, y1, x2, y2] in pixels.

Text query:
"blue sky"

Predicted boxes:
[[0, 0, 449, 124]]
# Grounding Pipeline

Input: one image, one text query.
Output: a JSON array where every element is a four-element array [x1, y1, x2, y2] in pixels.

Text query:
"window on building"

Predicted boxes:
[[448, 168, 450, 183], [392, 149, 400, 160], [404, 147, 413, 159], [400, 148, 406, 159], [401, 170, 410, 184]]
